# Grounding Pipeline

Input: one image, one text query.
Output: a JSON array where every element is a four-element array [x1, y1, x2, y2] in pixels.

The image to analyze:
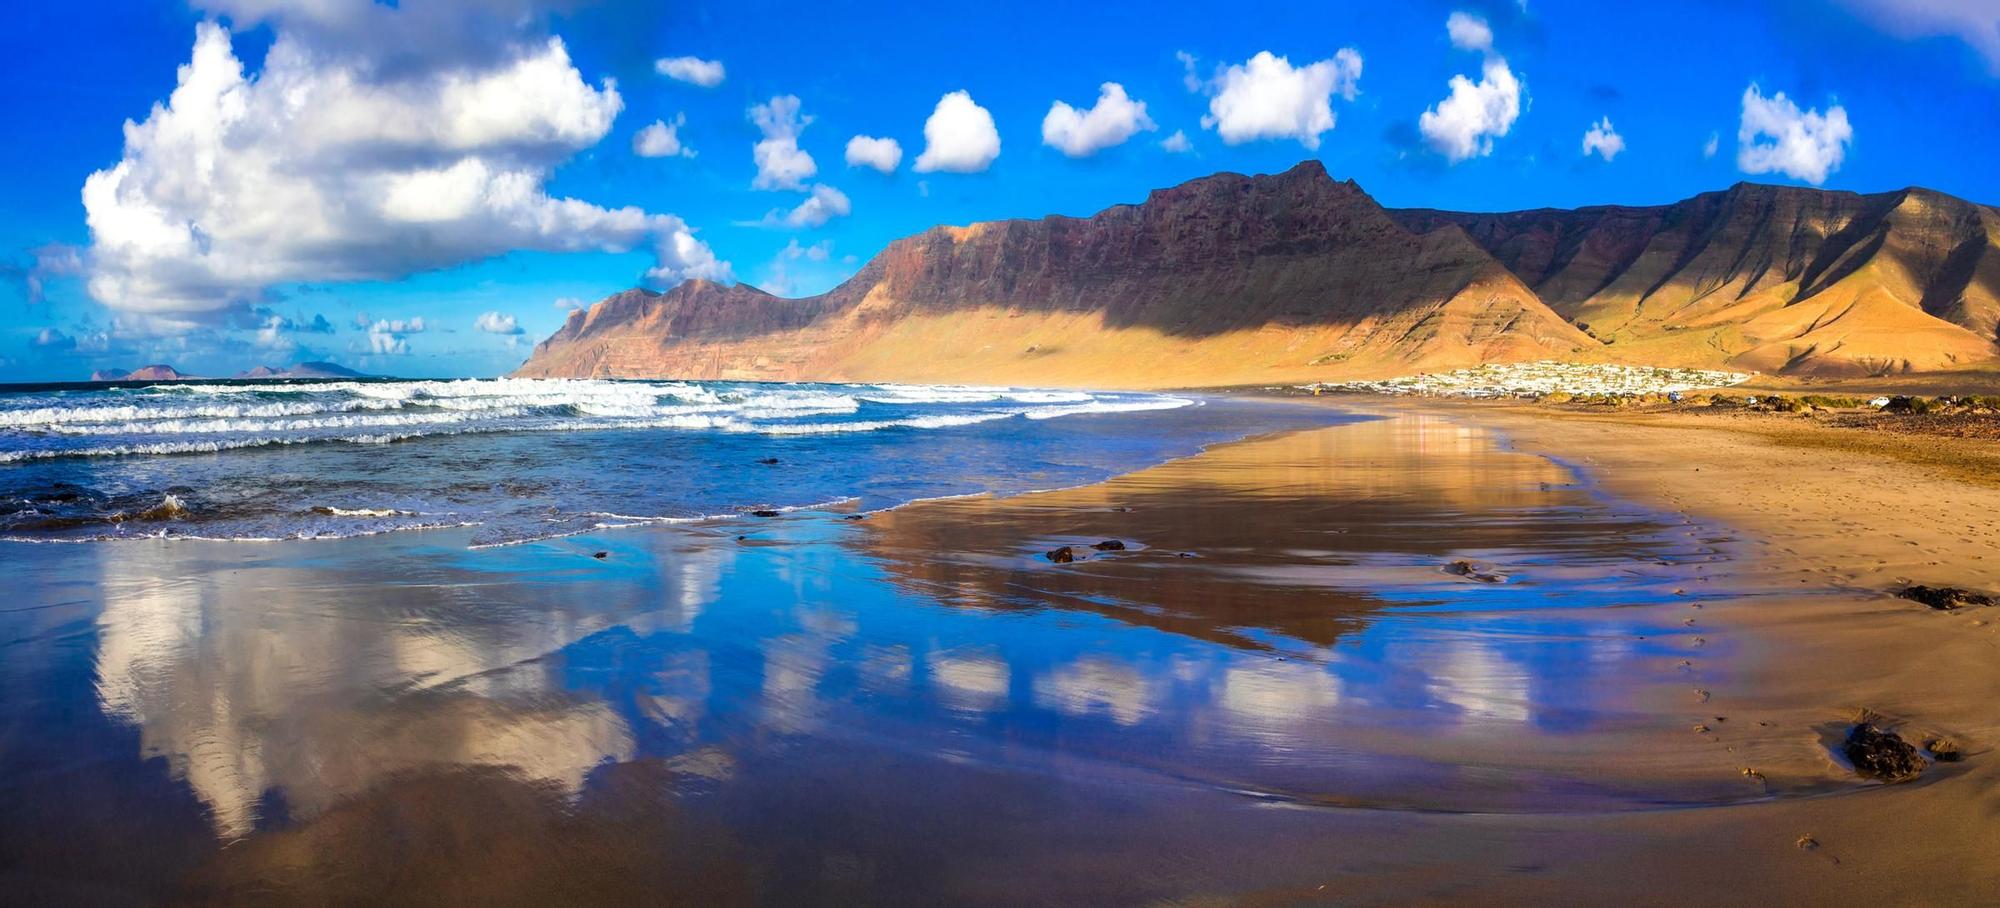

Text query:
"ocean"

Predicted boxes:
[[0, 377, 1336, 546]]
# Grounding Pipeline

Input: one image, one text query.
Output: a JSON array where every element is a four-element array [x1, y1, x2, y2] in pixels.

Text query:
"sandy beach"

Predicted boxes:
[[4, 397, 1999, 905]]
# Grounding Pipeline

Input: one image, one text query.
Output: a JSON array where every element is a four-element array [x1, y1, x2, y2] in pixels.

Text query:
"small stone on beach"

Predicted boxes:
[[591, 551, 608, 559], [1444, 560, 1503, 583], [1896, 585, 1997, 610], [1046, 546, 1077, 564], [1090, 540, 1126, 551], [1844, 722, 1925, 781]]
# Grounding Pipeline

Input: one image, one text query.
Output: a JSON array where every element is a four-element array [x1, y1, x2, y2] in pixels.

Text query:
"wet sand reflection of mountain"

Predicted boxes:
[[855, 414, 1686, 650]]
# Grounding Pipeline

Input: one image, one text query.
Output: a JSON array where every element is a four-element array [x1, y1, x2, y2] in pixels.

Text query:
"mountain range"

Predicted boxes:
[[516, 161, 2000, 387]]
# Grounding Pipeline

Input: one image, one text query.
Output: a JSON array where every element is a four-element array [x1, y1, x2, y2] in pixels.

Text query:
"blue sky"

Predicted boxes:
[[3, 0, 1997, 381]]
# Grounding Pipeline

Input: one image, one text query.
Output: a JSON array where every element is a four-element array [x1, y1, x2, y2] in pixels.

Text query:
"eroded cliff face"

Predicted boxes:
[[1391, 184, 2000, 375], [517, 162, 2000, 386], [516, 162, 1592, 387]]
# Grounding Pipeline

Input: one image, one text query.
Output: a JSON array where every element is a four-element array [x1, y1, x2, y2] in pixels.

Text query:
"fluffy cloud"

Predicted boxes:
[[371, 317, 427, 334], [1837, 0, 2000, 73], [845, 135, 903, 173], [913, 91, 1001, 173], [5, 244, 84, 304], [1418, 15, 1523, 163], [1446, 11, 1494, 52], [1704, 131, 1720, 159], [32, 327, 75, 350], [1041, 83, 1156, 157], [750, 95, 817, 190], [782, 238, 832, 261], [82, 13, 728, 317], [633, 114, 694, 158], [756, 184, 851, 229], [553, 296, 586, 311], [654, 55, 725, 87], [475, 311, 523, 334], [1737, 84, 1853, 185], [1581, 117, 1625, 161], [1190, 50, 1363, 150], [1161, 129, 1191, 153]]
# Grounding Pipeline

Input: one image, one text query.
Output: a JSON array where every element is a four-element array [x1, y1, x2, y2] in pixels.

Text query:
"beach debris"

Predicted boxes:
[[1896, 585, 1996, 610], [1046, 546, 1078, 564], [1796, 835, 1819, 851], [1924, 736, 1964, 763], [1741, 767, 1765, 782], [1444, 560, 1504, 583], [591, 551, 608, 560], [1177, 551, 1197, 558], [1844, 722, 1925, 781], [750, 509, 782, 518], [1693, 723, 1711, 734], [1695, 689, 1711, 703], [1090, 539, 1127, 551]]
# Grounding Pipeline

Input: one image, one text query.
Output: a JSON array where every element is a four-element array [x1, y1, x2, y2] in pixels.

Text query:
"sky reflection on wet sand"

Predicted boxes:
[[0, 409, 1804, 904]]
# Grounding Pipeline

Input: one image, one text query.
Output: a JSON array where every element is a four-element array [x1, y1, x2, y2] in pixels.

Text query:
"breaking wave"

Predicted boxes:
[[0, 377, 1312, 546]]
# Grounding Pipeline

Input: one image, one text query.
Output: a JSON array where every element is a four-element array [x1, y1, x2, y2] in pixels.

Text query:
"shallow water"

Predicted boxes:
[[0, 405, 1793, 904], [0, 378, 1304, 545]]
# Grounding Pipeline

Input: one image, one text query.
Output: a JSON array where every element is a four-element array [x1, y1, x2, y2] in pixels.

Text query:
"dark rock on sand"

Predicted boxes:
[[750, 510, 782, 518], [1090, 540, 1126, 551], [1925, 737, 1964, 762], [843, 514, 867, 521], [1046, 546, 1078, 564], [1896, 585, 1997, 610], [1445, 560, 1503, 583], [1844, 723, 1925, 781]]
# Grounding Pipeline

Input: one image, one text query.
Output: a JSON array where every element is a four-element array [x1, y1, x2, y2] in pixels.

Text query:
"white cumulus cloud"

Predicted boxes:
[[81, 14, 729, 317], [654, 55, 724, 87], [1703, 131, 1720, 159], [475, 311, 523, 334], [634, 114, 694, 158], [761, 184, 851, 229], [750, 95, 817, 190], [1418, 15, 1523, 163], [1836, 0, 2000, 73], [845, 135, 903, 173], [1192, 50, 1363, 150], [1736, 84, 1853, 185], [913, 91, 1001, 173], [1446, 11, 1494, 52], [1041, 82, 1156, 157], [1160, 129, 1191, 153], [1581, 117, 1625, 161]]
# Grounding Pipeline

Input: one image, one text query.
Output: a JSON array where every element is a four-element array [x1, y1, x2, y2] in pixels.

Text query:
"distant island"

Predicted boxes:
[[89, 361, 373, 382], [232, 362, 372, 380], [89, 364, 199, 382]]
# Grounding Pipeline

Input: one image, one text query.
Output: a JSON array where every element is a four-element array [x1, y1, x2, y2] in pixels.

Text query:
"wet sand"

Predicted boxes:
[[3, 403, 1998, 904]]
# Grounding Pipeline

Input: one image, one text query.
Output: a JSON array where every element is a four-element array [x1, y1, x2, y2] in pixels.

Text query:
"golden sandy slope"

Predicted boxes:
[[1396, 185, 2000, 376]]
